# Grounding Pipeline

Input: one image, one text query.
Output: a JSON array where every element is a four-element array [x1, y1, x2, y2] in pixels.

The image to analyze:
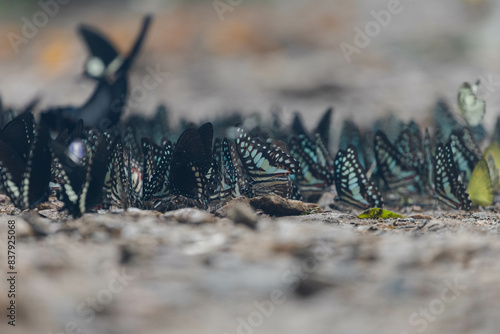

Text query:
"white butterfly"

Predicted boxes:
[[458, 80, 486, 127]]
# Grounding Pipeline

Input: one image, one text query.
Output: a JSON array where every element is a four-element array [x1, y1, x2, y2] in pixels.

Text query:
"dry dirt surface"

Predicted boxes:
[[1, 194, 500, 334]]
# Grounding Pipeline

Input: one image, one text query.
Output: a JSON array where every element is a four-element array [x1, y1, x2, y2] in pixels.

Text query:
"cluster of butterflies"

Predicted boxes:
[[0, 15, 499, 218]]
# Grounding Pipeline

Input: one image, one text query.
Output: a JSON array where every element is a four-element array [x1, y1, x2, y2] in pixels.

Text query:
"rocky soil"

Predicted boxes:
[[1, 194, 500, 334]]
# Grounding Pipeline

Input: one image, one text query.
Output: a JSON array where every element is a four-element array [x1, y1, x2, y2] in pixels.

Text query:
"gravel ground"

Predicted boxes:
[[1, 197, 500, 334], [1, 1, 500, 333]]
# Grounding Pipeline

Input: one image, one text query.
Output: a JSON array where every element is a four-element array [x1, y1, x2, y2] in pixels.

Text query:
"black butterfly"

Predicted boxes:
[[433, 143, 471, 210], [41, 72, 128, 133], [167, 123, 214, 208], [0, 111, 51, 209], [79, 15, 152, 81], [236, 128, 299, 198], [333, 145, 383, 209], [374, 130, 421, 193], [51, 130, 108, 217]]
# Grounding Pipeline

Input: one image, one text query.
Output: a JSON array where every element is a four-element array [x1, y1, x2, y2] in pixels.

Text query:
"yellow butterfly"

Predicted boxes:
[[467, 158, 493, 206], [458, 80, 485, 127], [484, 142, 500, 187]]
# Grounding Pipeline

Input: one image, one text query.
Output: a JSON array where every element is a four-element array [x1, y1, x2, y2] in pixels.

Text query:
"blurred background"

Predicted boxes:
[[1, 0, 500, 133]]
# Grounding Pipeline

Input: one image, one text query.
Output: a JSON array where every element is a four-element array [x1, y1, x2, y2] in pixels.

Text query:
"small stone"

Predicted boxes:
[[38, 209, 61, 221], [317, 192, 335, 210], [410, 214, 432, 220], [227, 203, 258, 229], [162, 208, 215, 224], [215, 197, 251, 218], [250, 195, 321, 216], [16, 218, 35, 238]]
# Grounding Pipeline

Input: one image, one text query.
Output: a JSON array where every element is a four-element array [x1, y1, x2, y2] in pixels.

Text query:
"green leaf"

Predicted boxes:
[[357, 208, 404, 219]]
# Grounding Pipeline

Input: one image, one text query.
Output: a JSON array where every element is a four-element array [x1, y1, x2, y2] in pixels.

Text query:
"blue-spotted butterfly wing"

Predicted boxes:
[[374, 130, 421, 193], [433, 143, 471, 210], [395, 125, 425, 181], [333, 145, 383, 209], [288, 135, 330, 192], [236, 128, 299, 177], [235, 128, 298, 198], [447, 128, 481, 181], [225, 139, 250, 198]]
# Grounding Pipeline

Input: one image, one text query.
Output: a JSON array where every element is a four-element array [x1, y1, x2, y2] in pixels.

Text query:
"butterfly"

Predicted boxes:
[[103, 136, 127, 207], [149, 105, 170, 145], [433, 99, 463, 142], [167, 123, 214, 208], [467, 158, 493, 207], [141, 137, 173, 203], [292, 107, 333, 150], [0, 111, 51, 209], [372, 114, 405, 143], [484, 142, 500, 188], [423, 128, 435, 193], [432, 143, 471, 210], [79, 15, 152, 81], [374, 130, 421, 193], [395, 123, 425, 175], [235, 128, 299, 198], [339, 119, 366, 168], [458, 80, 485, 127], [333, 145, 383, 209], [51, 130, 108, 217], [447, 128, 481, 181], [289, 134, 333, 194], [210, 137, 249, 204]]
